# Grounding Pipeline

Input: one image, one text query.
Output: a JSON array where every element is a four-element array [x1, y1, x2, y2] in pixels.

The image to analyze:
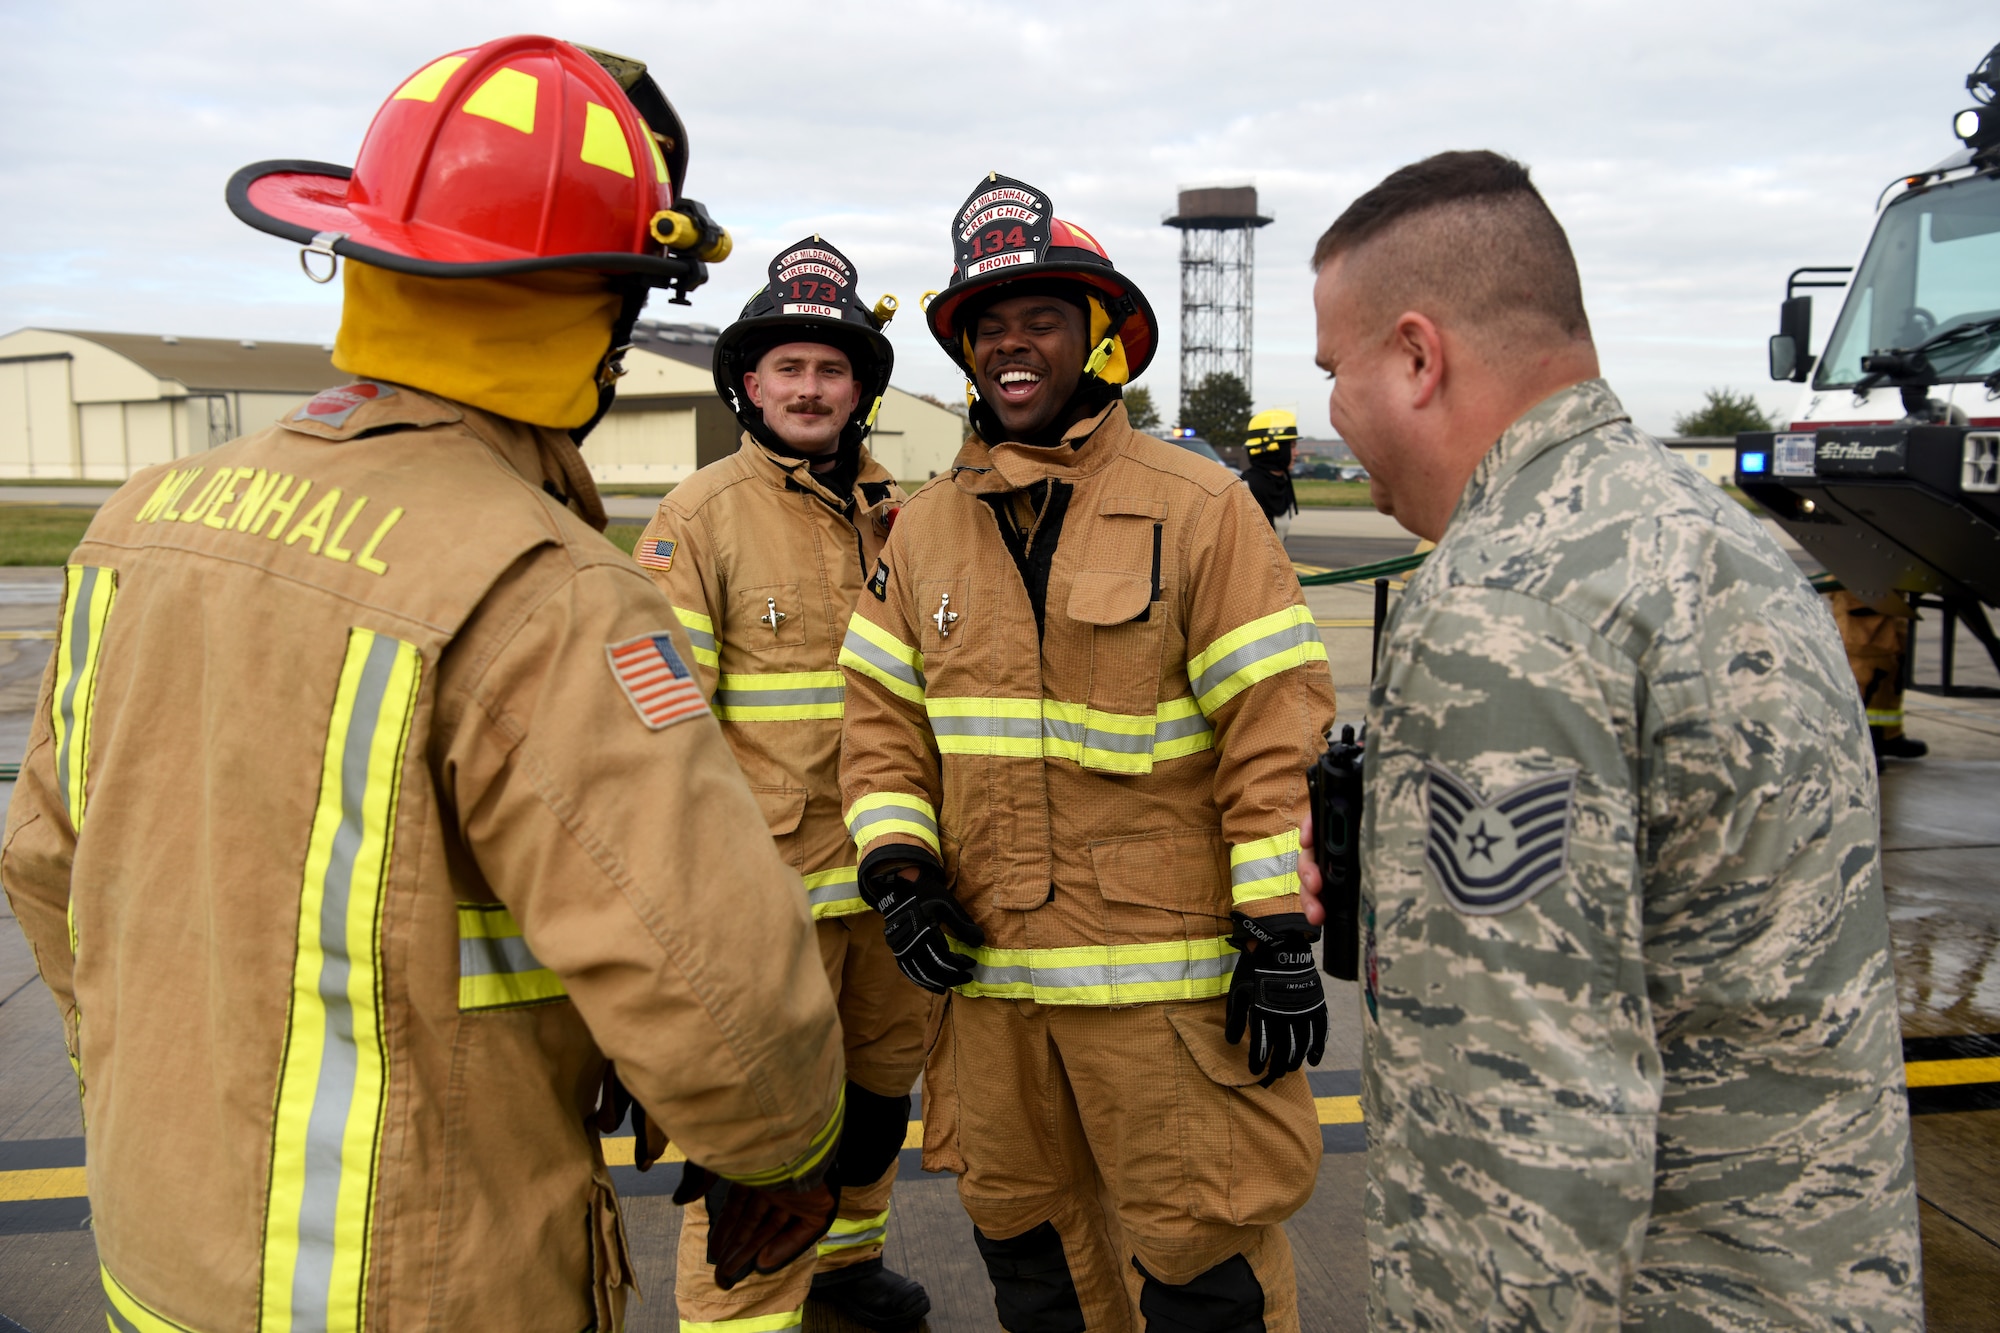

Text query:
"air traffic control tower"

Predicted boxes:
[[1164, 185, 1272, 424]]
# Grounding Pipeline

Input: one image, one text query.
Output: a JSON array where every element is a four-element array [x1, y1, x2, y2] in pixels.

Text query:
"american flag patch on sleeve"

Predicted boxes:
[[606, 632, 710, 729], [635, 537, 675, 571]]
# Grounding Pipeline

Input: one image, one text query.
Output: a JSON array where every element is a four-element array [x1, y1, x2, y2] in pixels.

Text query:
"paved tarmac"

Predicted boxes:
[[1, 509, 1997, 1329]]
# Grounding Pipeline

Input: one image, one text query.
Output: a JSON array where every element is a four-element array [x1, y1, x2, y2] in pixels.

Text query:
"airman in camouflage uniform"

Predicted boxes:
[[1361, 377, 1924, 1329]]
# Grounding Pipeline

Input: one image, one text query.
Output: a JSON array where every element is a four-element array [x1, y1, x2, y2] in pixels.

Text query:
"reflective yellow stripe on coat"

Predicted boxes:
[[714, 670, 845, 722], [53, 563, 118, 828], [803, 865, 868, 920], [925, 695, 1212, 774], [949, 936, 1239, 1006], [103, 1262, 197, 1332], [838, 617, 925, 703], [728, 1087, 846, 1188], [844, 791, 940, 856], [673, 606, 719, 668], [1230, 829, 1302, 906], [458, 903, 567, 1010], [260, 628, 420, 1333], [1187, 604, 1326, 715]]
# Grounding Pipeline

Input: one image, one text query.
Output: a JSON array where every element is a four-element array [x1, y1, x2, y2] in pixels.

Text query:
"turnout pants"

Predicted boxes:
[[674, 915, 931, 1331], [926, 994, 1321, 1332], [1830, 590, 1913, 737]]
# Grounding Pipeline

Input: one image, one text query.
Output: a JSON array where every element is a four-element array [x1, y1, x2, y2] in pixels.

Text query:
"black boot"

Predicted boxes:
[[1871, 727, 1929, 760], [809, 1257, 931, 1331]]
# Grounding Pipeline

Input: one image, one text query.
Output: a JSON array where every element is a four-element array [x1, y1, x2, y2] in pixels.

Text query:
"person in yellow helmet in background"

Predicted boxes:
[[0, 36, 888, 1331], [633, 237, 933, 1333], [1241, 408, 1301, 542], [837, 173, 1339, 1333]]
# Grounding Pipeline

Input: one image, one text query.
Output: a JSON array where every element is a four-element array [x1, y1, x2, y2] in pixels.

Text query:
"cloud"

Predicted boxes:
[[0, 0, 1990, 434]]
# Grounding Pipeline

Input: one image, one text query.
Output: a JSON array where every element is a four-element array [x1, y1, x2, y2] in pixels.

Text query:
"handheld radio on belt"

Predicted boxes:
[[1306, 724, 1365, 980]]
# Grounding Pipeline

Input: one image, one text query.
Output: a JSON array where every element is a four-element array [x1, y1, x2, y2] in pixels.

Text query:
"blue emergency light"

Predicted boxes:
[[1740, 451, 1769, 474]]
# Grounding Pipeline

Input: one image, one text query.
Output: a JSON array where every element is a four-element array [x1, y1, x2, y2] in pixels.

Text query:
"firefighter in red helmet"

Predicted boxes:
[[1, 36, 887, 1331], [838, 173, 1338, 1332]]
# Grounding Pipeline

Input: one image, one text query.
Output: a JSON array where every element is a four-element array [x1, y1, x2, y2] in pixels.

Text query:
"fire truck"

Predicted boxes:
[[1735, 40, 2000, 692]]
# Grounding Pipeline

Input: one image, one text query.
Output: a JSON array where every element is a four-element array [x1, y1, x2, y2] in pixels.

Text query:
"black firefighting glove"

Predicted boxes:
[[590, 1063, 669, 1169], [673, 1165, 841, 1290], [831, 1081, 912, 1188], [1225, 912, 1328, 1087], [859, 850, 985, 994]]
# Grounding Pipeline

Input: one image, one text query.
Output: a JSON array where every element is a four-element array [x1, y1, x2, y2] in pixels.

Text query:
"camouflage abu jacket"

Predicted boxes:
[[1360, 379, 1921, 1330]]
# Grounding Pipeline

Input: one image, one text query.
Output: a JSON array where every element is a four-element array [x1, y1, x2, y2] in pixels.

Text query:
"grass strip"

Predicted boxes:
[[0, 506, 95, 566], [1292, 480, 1377, 508]]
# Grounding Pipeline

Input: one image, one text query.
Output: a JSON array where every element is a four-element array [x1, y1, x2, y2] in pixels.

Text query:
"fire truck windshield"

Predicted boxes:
[[1816, 170, 2000, 389]]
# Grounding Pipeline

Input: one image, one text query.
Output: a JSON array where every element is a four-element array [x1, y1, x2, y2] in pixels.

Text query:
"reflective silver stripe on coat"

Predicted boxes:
[[839, 625, 926, 691], [1189, 617, 1324, 703], [714, 683, 846, 710]]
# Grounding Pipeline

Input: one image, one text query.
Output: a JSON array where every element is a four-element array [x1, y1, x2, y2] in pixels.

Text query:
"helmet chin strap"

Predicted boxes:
[[571, 277, 651, 447]]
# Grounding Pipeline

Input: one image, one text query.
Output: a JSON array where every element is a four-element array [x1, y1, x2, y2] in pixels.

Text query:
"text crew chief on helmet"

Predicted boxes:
[[836, 173, 1340, 1333], [632, 236, 934, 1333], [0, 35, 905, 1331]]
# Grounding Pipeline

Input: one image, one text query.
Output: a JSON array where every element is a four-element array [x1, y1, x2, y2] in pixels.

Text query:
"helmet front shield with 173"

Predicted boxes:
[[225, 35, 729, 300], [713, 236, 898, 446]]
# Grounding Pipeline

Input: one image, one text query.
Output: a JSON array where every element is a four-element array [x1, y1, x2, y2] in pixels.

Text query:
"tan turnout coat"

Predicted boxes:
[[0, 383, 842, 1332], [837, 401, 1338, 1005], [636, 435, 903, 920]]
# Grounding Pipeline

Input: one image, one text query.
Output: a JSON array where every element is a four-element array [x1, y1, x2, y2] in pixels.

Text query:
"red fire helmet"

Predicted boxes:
[[926, 173, 1157, 381], [228, 35, 723, 288]]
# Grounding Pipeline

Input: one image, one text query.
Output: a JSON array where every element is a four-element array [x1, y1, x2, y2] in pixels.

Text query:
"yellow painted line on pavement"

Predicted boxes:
[[0, 630, 56, 640], [1316, 1096, 1363, 1124], [17, 1068, 1992, 1205], [0, 1167, 85, 1202], [601, 1135, 685, 1167], [0, 1102, 1371, 1203], [1906, 1056, 2000, 1088]]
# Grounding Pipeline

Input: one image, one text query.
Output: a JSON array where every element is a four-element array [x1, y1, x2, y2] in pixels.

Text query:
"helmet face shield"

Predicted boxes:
[[573, 43, 690, 198]]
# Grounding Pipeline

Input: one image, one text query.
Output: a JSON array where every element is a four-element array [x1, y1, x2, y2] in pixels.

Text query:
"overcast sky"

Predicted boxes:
[[1, 1, 1991, 436]]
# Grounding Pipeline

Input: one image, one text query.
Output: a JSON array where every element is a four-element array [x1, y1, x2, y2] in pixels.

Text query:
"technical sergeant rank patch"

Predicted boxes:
[[607, 632, 710, 730], [1423, 763, 1577, 914]]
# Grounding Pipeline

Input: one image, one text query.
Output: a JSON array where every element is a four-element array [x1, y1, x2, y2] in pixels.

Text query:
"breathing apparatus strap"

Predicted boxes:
[[572, 277, 652, 446]]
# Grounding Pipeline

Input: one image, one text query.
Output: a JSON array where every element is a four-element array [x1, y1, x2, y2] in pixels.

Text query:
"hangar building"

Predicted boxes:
[[0, 323, 964, 487]]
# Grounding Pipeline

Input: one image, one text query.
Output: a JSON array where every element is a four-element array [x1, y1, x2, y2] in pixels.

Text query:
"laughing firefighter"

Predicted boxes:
[[836, 173, 1340, 1332], [633, 238, 933, 1332], [0, 37, 873, 1330]]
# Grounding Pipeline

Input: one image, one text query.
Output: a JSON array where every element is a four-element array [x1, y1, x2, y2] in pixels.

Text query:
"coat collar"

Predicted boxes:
[[950, 401, 1130, 496], [737, 432, 893, 510], [1448, 378, 1629, 530]]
